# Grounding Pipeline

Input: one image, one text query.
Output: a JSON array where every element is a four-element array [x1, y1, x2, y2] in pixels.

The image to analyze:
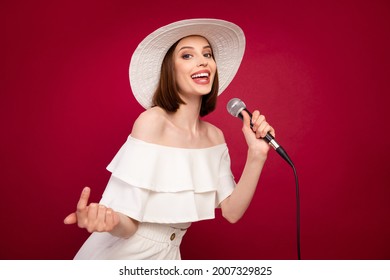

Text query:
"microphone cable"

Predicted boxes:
[[283, 155, 301, 260], [227, 98, 301, 260]]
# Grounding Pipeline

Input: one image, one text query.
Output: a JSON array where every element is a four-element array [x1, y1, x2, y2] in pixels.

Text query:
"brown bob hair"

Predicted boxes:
[[152, 38, 219, 117]]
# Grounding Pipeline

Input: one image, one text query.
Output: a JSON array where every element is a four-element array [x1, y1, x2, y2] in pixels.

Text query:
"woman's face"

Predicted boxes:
[[173, 35, 217, 100]]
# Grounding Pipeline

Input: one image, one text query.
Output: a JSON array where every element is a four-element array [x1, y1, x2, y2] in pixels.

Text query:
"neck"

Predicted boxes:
[[169, 97, 202, 133]]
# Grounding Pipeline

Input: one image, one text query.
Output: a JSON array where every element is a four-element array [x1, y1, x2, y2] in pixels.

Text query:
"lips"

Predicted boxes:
[[191, 71, 210, 84], [191, 72, 209, 79]]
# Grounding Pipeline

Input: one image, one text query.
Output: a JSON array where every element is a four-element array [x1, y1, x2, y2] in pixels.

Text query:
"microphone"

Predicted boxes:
[[228, 98, 301, 260], [227, 98, 293, 167]]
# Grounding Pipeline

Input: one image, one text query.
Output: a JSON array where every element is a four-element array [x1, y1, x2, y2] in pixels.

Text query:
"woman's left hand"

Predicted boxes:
[[241, 110, 275, 160]]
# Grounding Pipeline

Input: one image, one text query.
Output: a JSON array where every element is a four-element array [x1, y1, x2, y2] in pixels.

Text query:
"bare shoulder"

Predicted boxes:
[[131, 107, 167, 142], [201, 121, 226, 145]]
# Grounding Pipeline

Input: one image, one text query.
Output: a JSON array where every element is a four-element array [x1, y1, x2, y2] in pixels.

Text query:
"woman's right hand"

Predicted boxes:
[[64, 187, 120, 233]]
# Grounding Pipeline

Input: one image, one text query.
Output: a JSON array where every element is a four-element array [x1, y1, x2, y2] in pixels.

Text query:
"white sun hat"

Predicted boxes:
[[129, 18, 246, 109]]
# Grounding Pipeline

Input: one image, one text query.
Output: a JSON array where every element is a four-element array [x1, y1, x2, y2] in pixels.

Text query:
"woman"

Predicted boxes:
[[64, 18, 275, 259]]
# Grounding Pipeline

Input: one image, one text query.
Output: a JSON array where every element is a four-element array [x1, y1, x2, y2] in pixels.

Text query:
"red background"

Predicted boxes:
[[2, 0, 389, 260]]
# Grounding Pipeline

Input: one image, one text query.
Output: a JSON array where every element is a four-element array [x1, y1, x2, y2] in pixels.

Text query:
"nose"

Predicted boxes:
[[197, 58, 208, 67]]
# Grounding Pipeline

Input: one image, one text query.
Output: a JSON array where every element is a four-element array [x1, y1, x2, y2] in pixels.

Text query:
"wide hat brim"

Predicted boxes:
[[129, 18, 246, 109]]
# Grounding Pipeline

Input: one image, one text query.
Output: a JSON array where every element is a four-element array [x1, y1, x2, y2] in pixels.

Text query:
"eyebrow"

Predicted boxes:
[[178, 45, 212, 51]]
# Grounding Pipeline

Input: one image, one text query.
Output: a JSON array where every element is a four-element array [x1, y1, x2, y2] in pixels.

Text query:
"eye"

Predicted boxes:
[[182, 53, 193, 59], [204, 52, 213, 58]]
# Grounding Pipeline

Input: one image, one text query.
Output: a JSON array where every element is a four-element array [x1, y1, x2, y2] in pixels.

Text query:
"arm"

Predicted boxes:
[[64, 110, 164, 237], [220, 110, 275, 223], [64, 187, 139, 239]]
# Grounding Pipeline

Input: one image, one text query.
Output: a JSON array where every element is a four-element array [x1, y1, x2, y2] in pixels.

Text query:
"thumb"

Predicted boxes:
[[63, 212, 77, 225], [241, 110, 257, 146], [241, 110, 252, 130]]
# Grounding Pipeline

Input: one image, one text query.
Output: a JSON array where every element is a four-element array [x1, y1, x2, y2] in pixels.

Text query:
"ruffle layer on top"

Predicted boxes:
[[100, 136, 236, 224]]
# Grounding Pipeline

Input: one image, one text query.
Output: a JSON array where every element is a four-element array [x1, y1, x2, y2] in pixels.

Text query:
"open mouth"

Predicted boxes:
[[191, 72, 209, 79]]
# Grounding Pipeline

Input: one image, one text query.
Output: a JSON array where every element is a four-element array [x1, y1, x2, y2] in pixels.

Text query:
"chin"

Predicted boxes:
[[196, 86, 213, 95]]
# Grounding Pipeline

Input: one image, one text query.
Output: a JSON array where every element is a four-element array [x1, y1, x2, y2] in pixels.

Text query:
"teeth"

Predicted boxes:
[[191, 73, 209, 79]]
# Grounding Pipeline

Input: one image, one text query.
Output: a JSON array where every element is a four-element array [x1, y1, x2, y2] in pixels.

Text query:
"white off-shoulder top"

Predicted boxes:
[[100, 136, 236, 224]]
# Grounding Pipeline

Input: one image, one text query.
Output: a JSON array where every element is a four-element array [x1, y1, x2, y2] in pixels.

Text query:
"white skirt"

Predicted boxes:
[[74, 222, 190, 260]]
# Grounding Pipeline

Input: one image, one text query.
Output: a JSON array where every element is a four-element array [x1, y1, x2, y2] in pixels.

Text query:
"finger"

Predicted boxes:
[[77, 187, 91, 213], [252, 114, 265, 134], [241, 110, 251, 128], [112, 211, 120, 226], [96, 205, 107, 231], [268, 126, 276, 138], [251, 110, 260, 127], [84, 203, 98, 232], [105, 208, 113, 229], [258, 123, 275, 139], [97, 205, 107, 222], [64, 213, 77, 224], [87, 203, 98, 222], [105, 208, 117, 231], [257, 120, 270, 138]]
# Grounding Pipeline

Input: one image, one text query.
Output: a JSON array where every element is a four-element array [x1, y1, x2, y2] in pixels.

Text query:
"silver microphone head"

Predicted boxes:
[[227, 98, 246, 117]]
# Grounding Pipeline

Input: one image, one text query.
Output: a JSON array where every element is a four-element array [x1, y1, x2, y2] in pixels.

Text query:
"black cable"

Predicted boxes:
[[275, 147, 301, 260], [254, 138, 302, 259], [226, 100, 301, 259], [292, 163, 301, 260]]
